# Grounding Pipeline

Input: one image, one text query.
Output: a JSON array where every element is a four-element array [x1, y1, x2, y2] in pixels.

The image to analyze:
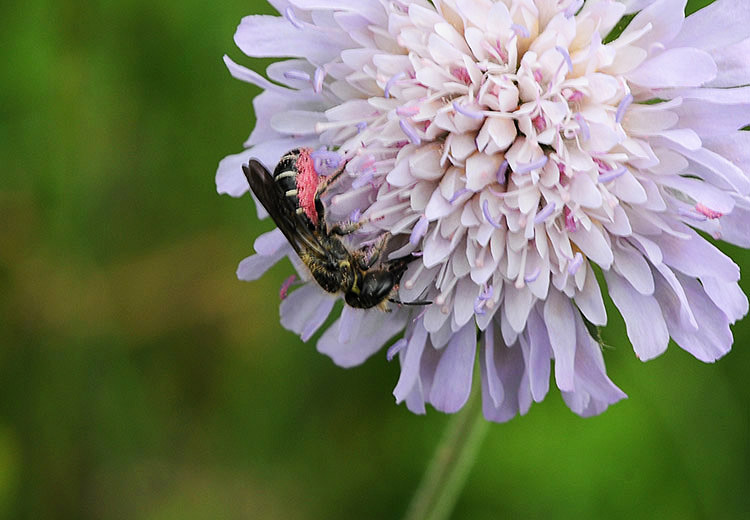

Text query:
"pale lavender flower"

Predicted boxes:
[[219, 0, 750, 421]]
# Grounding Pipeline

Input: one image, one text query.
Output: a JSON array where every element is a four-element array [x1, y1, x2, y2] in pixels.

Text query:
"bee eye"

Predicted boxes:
[[361, 271, 395, 300]]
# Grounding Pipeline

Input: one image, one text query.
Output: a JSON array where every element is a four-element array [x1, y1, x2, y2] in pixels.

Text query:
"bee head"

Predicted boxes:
[[345, 270, 396, 309]]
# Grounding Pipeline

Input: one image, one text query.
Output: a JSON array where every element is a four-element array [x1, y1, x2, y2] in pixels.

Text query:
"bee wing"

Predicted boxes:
[[243, 160, 329, 258]]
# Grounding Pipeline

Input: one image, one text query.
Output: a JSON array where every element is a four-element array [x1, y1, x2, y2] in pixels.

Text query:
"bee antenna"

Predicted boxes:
[[388, 298, 432, 306]]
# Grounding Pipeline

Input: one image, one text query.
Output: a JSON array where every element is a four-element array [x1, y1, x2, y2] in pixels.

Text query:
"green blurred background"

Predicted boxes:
[[1, 0, 747, 518]]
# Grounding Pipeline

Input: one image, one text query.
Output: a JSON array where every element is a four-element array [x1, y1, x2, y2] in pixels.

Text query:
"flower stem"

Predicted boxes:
[[402, 385, 489, 520]]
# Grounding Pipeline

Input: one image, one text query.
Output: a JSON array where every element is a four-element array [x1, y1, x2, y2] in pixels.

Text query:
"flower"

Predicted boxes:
[[218, 0, 750, 421]]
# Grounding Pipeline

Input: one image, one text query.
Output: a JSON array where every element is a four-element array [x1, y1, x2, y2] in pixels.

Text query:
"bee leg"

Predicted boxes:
[[314, 155, 352, 197], [364, 232, 392, 268], [329, 221, 363, 236]]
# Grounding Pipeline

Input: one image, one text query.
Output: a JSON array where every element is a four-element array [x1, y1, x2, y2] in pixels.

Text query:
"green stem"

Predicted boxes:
[[402, 384, 489, 520]]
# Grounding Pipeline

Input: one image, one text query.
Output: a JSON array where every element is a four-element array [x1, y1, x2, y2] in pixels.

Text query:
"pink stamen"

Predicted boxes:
[[695, 203, 723, 219], [450, 66, 471, 84], [533, 69, 544, 83], [567, 90, 584, 102], [532, 114, 547, 132], [279, 274, 297, 300], [313, 67, 325, 93], [396, 104, 420, 116]]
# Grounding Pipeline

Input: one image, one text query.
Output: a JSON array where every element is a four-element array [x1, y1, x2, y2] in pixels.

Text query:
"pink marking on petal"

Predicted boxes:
[[567, 90, 584, 102], [695, 203, 723, 219], [532, 114, 547, 132], [295, 148, 320, 225], [564, 206, 578, 232], [450, 66, 471, 84], [313, 67, 325, 93]]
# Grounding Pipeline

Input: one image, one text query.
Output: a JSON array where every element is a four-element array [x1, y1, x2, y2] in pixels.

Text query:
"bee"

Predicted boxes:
[[242, 148, 417, 310]]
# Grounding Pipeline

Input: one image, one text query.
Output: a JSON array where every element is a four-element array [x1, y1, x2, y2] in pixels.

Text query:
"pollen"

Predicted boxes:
[[295, 148, 320, 225]]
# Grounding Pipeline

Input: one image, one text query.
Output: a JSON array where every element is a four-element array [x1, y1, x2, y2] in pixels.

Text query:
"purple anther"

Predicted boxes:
[[514, 156, 549, 175], [449, 188, 470, 204], [534, 202, 557, 224], [598, 166, 627, 183], [410, 215, 429, 245], [496, 160, 509, 184], [695, 203, 723, 219], [452, 101, 485, 120], [473, 297, 487, 316], [387, 338, 408, 361], [284, 70, 311, 82], [311, 149, 342, 174], [556, 46, 573, 73], [482, 200, 503, 229], [478, 284, 494, 301], [284, 7, 305, 29], [399, 119, 421, 145], [352, 169, 375, 189], [568, 252, 583, 276], [313, 67, 325, 93], [574, 113, 590, 141], [396, 104, 420, 117], [564, 0, 584, 18], [356, 121, 367, 133], [524, 267, 541, 283], [615, 93, 633, 123], [385, 71, 405, 99], [511, 24, 530, 38]]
